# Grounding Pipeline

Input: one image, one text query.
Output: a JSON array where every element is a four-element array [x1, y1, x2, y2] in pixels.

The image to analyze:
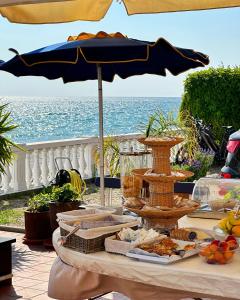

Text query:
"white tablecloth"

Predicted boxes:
[[49, 217, 240, 300]]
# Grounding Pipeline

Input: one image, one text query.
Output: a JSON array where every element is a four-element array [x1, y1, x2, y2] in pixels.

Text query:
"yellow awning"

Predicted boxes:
[[1, 0, 240, 24]]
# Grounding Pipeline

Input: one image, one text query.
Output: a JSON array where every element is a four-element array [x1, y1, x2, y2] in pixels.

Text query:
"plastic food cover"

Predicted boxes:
[[192, 177, 240, 210]]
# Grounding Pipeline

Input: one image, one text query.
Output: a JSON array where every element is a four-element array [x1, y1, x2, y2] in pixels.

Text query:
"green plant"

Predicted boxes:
[[94, 136, 120, 177], [180, 66, 240, 141], [173, 149, 214, 181], [0, 103, 20, 174], [144, 110, 199, 160], [51, 183, 79, 203], [27, 193, 51, 213], [144, 110, 179, 138]]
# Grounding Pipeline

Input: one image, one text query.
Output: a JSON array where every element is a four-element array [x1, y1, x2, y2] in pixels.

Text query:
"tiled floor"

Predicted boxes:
[[0, 230, 128, 300]]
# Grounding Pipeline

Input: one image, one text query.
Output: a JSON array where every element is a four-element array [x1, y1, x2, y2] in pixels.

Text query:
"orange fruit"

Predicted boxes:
[[214, 251, 224, 263], [232, 226, 240, 237], [224, 250, 234, 261], [209, 244, 218, 252], [226, 240, 238, 250]]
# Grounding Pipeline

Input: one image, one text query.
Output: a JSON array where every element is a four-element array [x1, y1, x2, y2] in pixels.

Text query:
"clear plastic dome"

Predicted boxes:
[[192, 177, 240, 211]]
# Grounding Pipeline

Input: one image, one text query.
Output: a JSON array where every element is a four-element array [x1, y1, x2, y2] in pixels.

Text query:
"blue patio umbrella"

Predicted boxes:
[[0, 31, 209, 205]]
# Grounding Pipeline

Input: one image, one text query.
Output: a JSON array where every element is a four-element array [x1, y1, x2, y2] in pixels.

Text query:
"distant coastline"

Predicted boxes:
[[1, 96, 181, 144]]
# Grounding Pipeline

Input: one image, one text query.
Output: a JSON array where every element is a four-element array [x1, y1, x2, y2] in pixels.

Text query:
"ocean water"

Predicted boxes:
[[1, 96, 181, 144]]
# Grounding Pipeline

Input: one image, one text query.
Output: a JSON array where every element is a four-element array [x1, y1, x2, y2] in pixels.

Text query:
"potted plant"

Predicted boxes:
[[49, 183, 80, 231], [24, 192, 52, 244], [94, 136, 121, 188]]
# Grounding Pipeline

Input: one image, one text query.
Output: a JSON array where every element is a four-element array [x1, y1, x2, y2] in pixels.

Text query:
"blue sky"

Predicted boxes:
[[0, 3, 239, 97]]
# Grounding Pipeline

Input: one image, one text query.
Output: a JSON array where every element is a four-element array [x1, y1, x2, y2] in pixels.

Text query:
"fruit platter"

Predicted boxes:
[[199, 235, 238, 264]]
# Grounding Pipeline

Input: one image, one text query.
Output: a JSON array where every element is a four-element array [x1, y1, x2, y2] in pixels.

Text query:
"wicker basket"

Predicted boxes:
[[60, 227, 114, 253], [59, 214, 139, 253], [57, 209, 114, 222]]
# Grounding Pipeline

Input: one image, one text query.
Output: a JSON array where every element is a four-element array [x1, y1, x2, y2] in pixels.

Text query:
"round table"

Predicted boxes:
[[48, 216, 240, 300]]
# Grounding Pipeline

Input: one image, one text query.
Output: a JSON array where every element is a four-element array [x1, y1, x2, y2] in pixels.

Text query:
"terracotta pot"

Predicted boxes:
[[24, 210, 51, 243], [49, 201, 80, 232]]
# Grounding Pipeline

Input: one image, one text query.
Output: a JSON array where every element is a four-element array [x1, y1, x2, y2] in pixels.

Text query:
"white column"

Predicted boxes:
[[41, 148, 49, 186], [56, 147, 63, 170], [49, 147, 56, 181], [72, 145, 79, 170], [85, 144, 96, 178], [1, 165, 12, 193], [12, 147, 27, 191], [79, 145, 87, 178], [32, 149, 41, 187], [64, 146, 72, 169], [25, 151, 32, 189]]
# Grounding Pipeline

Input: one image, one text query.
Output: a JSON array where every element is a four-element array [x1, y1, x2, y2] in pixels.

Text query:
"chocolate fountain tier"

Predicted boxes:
[[138, 137, 183, 174], [132, 168, 194, 183], [128, 203, 199, 219], [132, 168, 194, 207], [127, 203, 199, 230], [138, 137, 184, 147]]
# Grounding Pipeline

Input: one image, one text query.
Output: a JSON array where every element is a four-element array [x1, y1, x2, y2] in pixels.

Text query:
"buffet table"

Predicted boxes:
[[48, 217, 240, 300]]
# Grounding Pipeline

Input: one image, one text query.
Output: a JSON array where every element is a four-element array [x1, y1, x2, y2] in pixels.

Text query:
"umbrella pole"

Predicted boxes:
[[97, 63, 105, 206]]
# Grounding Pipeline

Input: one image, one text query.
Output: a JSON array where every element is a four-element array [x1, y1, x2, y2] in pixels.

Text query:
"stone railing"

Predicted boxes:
[[0, 133, 182, 195]]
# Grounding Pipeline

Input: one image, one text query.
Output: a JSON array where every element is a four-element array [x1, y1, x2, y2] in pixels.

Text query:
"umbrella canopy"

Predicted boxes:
[[1, 0, 240, 23], [0, 32, 209, 81], [0, 31, 209, 204]]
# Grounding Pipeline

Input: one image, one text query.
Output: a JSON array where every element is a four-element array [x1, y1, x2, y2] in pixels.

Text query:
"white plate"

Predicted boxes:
[[126, 239, 199, 265]]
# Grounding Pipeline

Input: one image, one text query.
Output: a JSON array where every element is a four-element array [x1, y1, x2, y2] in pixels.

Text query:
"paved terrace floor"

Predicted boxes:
[[0, 230, 129, 300]]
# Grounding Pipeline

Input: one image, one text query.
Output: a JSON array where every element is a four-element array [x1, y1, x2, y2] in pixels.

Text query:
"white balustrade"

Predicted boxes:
[[0, 133, 142, 195]]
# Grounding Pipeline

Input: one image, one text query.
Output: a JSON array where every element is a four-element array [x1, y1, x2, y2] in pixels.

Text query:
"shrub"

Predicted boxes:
[[27, 193, 51, 213], [180, 66, 240, 141]]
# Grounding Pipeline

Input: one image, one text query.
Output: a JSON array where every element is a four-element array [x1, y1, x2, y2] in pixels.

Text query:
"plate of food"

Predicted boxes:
[[126, 237, 198, 264]]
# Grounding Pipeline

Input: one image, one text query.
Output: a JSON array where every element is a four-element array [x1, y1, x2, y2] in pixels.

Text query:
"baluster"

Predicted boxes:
[[125, 140, 132, 152], [1, 165, 12, 193], [32, 149, 41, 187], [56, 147, 63, 170], [79, 145, 86, 178], [48, 148, 56, 180], [64, 146, 72, 169], [72, 145, 79, 171], [85, 144, 96, 178], [25, 151, 32, 189], [12, 148, 27, 192], [41, 148, 49, 186]]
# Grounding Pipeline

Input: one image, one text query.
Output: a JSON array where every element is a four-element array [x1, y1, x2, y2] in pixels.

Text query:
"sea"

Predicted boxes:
[[1, 96, 181, 144]]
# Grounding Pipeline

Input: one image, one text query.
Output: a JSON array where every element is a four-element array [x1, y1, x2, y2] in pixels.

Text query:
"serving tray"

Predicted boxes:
[[126, 240, 198, 264]]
